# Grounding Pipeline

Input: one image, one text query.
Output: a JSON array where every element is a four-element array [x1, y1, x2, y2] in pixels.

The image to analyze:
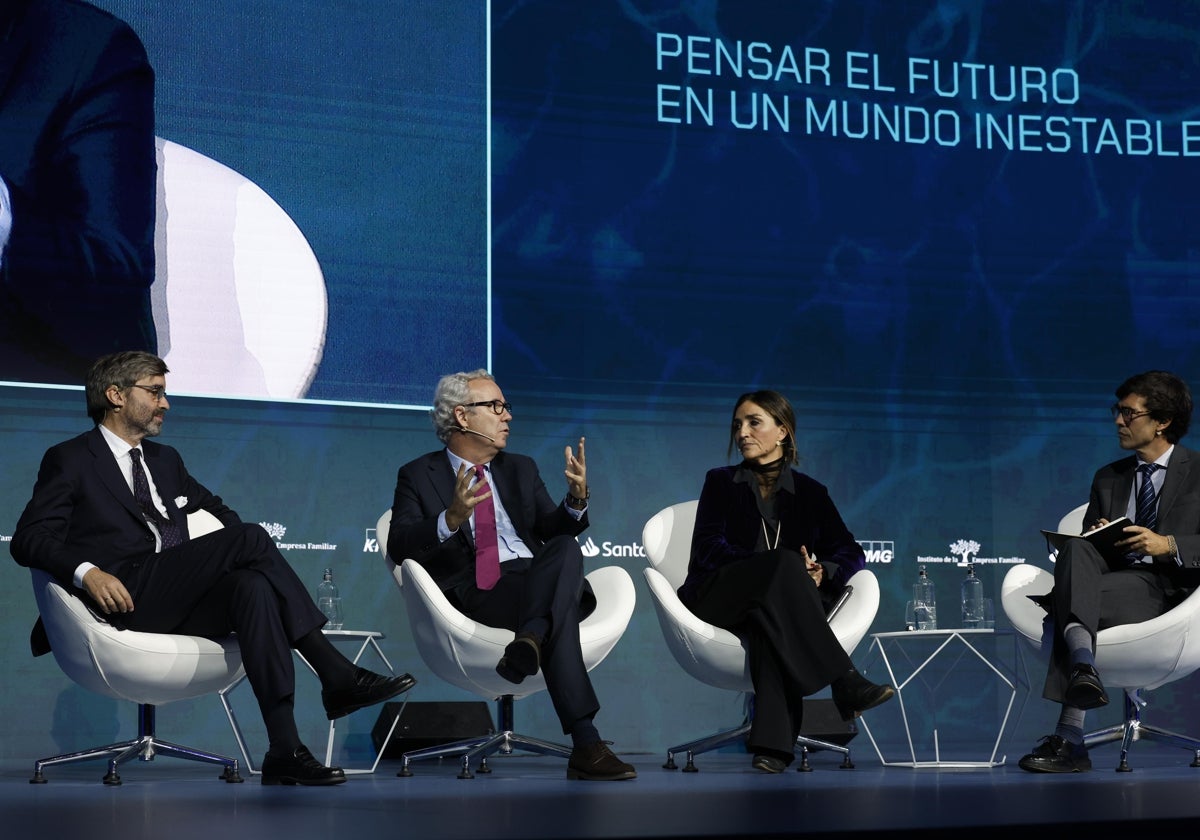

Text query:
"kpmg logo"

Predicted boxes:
[[363, 528, 379, 553], [858, 540, 894, 564], [576, 536, 646, 559]]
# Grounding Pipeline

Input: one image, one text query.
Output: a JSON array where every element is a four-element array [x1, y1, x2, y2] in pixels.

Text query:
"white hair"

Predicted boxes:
[[431, 369, 493, 442]]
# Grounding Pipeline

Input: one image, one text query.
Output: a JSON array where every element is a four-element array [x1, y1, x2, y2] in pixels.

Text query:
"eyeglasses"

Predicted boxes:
[[462, 400, 512, 415], [1111, 404, 1150, 424], [130, 384, 168, 401]]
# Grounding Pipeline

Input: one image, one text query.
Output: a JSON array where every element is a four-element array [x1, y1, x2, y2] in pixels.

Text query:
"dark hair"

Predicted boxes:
[[85, 351, 169, 423], [727, 390, 798, 465], [1116, 370, 1192, 443]]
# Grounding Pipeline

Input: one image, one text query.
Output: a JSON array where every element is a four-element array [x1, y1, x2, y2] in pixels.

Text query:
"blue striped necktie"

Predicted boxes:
[[1134, 462, 1161, 532]]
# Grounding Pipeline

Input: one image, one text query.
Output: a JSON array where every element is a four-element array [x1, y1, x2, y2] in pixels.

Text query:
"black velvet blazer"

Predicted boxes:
[[679, 464, 865, 607]]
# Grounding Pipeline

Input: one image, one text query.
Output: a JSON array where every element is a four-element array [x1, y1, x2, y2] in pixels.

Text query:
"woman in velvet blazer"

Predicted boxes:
[[678, 390, 894, 773]]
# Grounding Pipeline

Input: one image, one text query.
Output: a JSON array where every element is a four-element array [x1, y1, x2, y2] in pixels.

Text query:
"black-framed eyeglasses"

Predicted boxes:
[[462, 400, 512, 415], [130, 384, 168, 401], [1111, 403, 1150, 424]]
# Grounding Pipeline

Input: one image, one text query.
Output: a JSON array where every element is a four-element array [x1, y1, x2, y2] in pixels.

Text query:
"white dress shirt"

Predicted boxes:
[[437, 449, 583, 564], [73, 425, 173, 586], [1124, 444, 1173, 564]]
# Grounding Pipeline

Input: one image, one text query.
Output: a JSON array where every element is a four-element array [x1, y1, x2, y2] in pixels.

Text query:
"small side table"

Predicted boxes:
[[856, 628, 1032, 768], [219, 629, 407, 775]]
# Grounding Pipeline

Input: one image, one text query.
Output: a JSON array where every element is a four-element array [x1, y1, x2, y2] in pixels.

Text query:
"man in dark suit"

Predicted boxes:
[[11, 351, 415, 786], [388, 369, 636, 781], [0, 0, 157, 385], [1020, 370, 1200, 773]]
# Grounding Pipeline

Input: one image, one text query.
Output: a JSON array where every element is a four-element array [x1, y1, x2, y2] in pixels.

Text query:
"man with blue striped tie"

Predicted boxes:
[[1020, 370, 1200, 773]]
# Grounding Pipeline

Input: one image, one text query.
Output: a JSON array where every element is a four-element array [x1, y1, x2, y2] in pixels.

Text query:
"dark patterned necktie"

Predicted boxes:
[[130, 448, 182, 550], [1135, 462, 1161, 532], [473, 464, 500, 590]]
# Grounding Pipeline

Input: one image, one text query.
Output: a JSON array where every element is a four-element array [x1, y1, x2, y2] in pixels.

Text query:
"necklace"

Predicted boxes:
[[761, 517, 781, 551]]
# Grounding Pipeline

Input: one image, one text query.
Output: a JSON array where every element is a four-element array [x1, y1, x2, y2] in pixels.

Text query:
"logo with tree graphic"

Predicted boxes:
[[950, 539, 981, 567]]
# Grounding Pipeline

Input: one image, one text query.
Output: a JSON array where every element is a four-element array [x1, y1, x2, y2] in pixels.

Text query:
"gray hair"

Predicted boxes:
[[85, 351, 169, 423], [431, 369, 493, 443]]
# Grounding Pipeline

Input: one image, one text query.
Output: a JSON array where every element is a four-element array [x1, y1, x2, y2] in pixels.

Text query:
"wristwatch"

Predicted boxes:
[[566, 487, 590, 510]]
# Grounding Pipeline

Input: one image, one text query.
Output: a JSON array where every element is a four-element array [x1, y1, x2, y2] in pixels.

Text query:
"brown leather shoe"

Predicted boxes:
[[496, 632, 541, 684], [566, 742, 637, 781]]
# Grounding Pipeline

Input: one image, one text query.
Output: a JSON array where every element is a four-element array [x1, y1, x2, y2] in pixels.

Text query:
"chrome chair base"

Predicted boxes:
[[30, 703, 243, 785], [1084, 689, 1200, 772], [663, 719, 856, 772], [396, 695, 571, 779]]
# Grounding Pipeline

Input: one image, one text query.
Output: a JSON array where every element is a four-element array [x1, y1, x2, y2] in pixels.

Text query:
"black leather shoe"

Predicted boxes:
[[831, 669, 896, 722], [322, 667, 416, 720], [751, 754, 788, 774], [566, 742, 637, 781], [1064, 663, 1109, 710], [496, 632, 541, 684], [261, 745, 347, 786], [1018, 735, 1091, 773]]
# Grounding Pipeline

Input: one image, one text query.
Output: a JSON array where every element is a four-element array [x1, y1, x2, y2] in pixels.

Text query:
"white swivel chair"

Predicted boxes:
[[376, 510, 636, 778], [28, 511, 246, 785], [1002, 504, 1200, 771], [642, 500, 881, 771]]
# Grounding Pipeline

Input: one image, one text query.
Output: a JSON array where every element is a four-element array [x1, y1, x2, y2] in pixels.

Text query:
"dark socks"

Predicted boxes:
[[569, 717, 600, 748], [264, 698, 301, 755], [295, 628, 356, 689]]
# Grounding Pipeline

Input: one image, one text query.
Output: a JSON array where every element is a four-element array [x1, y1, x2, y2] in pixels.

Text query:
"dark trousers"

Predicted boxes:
[[451, 535, 599, 734], [114, 522, 326, 716], [690, 549, 851, 760], [1043, 538, 1176, 702]]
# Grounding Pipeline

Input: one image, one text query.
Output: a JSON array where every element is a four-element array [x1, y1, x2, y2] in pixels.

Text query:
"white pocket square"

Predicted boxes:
[[174, 496, 188, 509]]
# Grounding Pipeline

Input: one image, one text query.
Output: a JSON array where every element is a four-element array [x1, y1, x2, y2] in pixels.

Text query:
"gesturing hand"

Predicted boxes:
[[564, 437, 587, 506], [83, 568, 135, 614], [800, 545, 823, 587], [445, 462, 492, 533]]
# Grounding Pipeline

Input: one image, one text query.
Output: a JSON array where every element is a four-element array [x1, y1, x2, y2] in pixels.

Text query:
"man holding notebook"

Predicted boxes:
[[1020, 370, 1200, 773]]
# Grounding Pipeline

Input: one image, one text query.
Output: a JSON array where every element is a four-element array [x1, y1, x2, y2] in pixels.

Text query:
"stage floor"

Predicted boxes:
[[5, 740, 1200, 840]]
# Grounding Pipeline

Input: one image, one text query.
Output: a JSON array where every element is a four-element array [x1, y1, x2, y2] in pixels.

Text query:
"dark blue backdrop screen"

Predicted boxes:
[[491, 1, 1200, 405]]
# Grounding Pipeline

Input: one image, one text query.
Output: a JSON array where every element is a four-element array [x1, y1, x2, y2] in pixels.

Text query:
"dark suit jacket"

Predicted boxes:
[[1084, 443, 1200, 580], [680, 465, 865, 607], [0, 0, 157, 384], [388, 449, 589, 594], [11, 427, 239, 653]]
